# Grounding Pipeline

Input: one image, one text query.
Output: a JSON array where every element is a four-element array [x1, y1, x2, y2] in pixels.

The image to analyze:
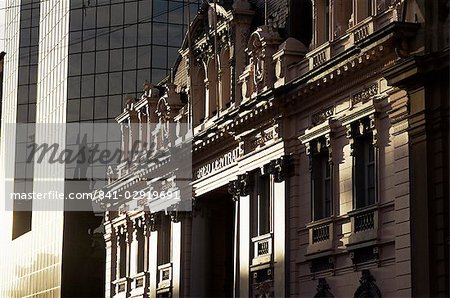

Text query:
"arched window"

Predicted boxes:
[[354, 270, 382, 298], [207, 58, 218, 117], [192, 64, 205, 125]]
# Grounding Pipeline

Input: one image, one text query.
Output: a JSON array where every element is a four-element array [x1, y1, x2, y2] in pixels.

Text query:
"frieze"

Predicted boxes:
[[351, 83, 378, 107], [194, 146, 243, 180], [311, 106, 335, 126], [246, 124, 279, 153]]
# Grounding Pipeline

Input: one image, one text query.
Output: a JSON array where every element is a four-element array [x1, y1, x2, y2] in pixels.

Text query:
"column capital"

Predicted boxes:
[[228, 172, 249, 201]]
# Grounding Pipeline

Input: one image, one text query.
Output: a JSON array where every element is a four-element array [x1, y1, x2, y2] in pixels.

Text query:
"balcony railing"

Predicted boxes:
[[348, 206, 379, 246], [251, 233, 273, 266], [112, 277, 130, 298], [156, 263, 172, 293], [306, 219, 334, 256]]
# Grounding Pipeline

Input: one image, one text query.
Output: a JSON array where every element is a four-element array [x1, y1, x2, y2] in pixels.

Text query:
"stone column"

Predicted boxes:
[[129, 219, 139, 277], [148, 214, 159, 298]]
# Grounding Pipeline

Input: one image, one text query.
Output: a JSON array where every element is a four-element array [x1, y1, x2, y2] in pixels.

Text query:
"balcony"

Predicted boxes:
[[306, 218, 334, 256], [156, 263, 172, 294], [348, 205, 379, 247], [112, 277, 130, 298], [129, 271, 148, 297], [251, 233, 273, 267]]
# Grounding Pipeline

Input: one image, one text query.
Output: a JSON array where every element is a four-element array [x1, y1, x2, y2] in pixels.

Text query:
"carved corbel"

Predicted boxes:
[[148, 212, 160, 232], [228, 173, 249, 201], [267, 155, 293, 183]]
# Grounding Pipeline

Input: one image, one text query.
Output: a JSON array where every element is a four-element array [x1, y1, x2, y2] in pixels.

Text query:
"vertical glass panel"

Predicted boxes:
[[95, 96, 108, 118], [111, 3, 124, 26], [95, 51, 109, 73], [153, 0, 168, 22], [123, 48, 137, 70], [95, 74, 109, 96], [138, 23, 151, 46], [68, 77, 81, 99], [96, 28, 110, 51], [69, 31, 83, 53], [82, 52, 95, 74], [123, 70, 136, 94], [81, 75, 95, 97], [83, 6, 96, 29], [152, 46, 167, 68], [67, 99, 81, 122], [124, 1, 137, 24], [97, 5, 110, 27], [70, 9, 83, 31], [29, 46, 38, 64], [137, 69, 151, 90], [110, 27, 123, 48], [153, 23, 167, 45], [17, 86, 29, 104], [81, 98, 94, 120], [108, 95, 122, 117], [83, 29, 96, 52], [18, 66, 29, 85], [109, 72, 122, 95], [139, 0, 152, 20], [137, 46, 151, 68], [109, 49, 123, 71], [168, 1, 184, 24], [124, 25, 138, 47], [168, 24, 183, 47], [28, 85, 37, 103], [69, 54, 82, 76]]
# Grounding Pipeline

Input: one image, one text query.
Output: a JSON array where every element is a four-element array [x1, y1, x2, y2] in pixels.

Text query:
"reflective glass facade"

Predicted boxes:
[[66, 0, 200, 122], [1, 0, 200, 296]]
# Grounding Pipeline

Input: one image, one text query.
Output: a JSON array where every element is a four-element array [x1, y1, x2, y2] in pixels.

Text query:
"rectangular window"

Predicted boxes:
[[311, 143, 332, 221], [353, 127, 377, 209], [251, 171, 272, 237], [158, 214, 171, 265]]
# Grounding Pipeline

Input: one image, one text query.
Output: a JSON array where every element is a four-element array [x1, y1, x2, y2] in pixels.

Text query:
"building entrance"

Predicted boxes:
[[190, 187, 235, 297]]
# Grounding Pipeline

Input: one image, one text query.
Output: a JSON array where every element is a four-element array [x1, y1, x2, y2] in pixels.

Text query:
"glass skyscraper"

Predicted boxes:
[[0, 0, 200, 296]]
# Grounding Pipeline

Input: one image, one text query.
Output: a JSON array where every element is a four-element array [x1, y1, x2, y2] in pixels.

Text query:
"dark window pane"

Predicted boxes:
[[123, 70, 136, 93], [153, 0, 168, 22], [110, 27, 123, 48], [137, 69, 151, 91], [82, 52, 95, 74], [29, 46, 38, 64], [81, 75, 95, 97], [20, 28, 30, 46], [18, 66, 29, 85], [31, 7, 40, 27], [68, 76, 81, 99], [30, 27, 39, 45], [83, 29, 96, 52], [152, 46, 167, 68], [69, 54, 82, 76], [97, 5, 110, 27], [28, 104, 36, 123], [139, 1, 151, 20], [17, 86, 29, 104], [108, 95, 122, 118], [152, 69, 167, 83], [28, 85, 37, 103], [19, 52, 29, 66], [109, 49, 123, 71], [96, 28, 110, 51], [67, 99, 80, 122], [95, 74, 108, 96], [138, 23, 151, 46], [81, 98, 94, 120], [137, 46, 151, 69], [95, 97, 108, 118], [124, 1, 137, 24], [124, 25, 137, 47], [123, 48, 137, 70], [168, 2, 184, 24], [153, 23, 167, 45], [96, 51, 109, 73], [83, 7, 96, 29], [17, 105, 28, 122], [29, 66, 38, 84], [168, 24, 183, 47], [70, 9, 83, 31], [109, 72, 122, 95], [69, 31, 82, 53], [168, 47, 179, 67], [111, 3, 124, 26]]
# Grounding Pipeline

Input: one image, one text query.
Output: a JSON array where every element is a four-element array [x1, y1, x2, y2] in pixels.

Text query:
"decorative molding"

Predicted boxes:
[[228, 173, 249, 201], [354, 270, 382, 298], [267, 155, 293, 183], [311, 106, 335, 126], [314, 278, 334, 298], [350, 83, 378, 108]]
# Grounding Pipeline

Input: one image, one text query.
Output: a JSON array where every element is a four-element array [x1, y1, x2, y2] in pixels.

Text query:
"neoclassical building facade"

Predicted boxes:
[[100, 0, 448, 297]]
